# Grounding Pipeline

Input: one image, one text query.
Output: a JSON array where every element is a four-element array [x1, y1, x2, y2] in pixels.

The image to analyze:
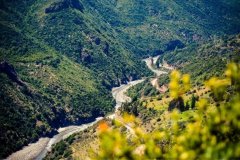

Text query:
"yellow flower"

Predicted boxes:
[[169, 81, 179, 90], [180, 152, 189, 160], [182, 74, 190, 84], [197, 99, 208, 111], [171, 70, 181, 80]]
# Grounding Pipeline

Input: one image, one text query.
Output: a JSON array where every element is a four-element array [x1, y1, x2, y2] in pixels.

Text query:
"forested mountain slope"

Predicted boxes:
[[82, 0, 240, 56], [159, 35, 240, 84], [0, 0, 150, 158], [0, 0, 240, 159], [126, 35, 240, 100]]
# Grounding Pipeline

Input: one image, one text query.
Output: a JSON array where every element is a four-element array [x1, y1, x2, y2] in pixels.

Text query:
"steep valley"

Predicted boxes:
[[7, 79, 144, 160], [0, 0, 240, 159]]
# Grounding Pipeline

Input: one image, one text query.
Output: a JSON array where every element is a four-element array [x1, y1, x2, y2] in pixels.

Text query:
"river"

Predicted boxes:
[[7, 55, 165, 160], [143, 56, 168, 76], [6, 80, 144, 160]]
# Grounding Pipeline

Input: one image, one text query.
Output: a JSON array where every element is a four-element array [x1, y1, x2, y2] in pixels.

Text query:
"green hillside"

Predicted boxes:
[[0, 0, 150, 158], [159, 35, 240, 84], [82, 0, 240, 56], [45, 36, 240, 160], [127, 35, 240, 100], [0, 0, 240, 159]]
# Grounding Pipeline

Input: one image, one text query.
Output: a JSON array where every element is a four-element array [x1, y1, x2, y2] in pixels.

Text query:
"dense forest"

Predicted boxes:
[[0, 0, 240, 159], [0, 0, 151, 158]]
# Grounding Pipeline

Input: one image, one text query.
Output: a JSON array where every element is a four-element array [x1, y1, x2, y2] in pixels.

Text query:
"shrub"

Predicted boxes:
[[95, 63, 240, 160]]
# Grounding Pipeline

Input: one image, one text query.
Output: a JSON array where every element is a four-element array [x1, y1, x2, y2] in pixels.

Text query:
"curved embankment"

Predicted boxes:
[[6, 80, 144, 160]]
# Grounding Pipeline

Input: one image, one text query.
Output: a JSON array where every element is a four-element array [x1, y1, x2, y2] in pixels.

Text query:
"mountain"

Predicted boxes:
[[159, 34, 240, 83], [44, 35, 240, 160], [81, 0, 240, 56], [0, 0, 240, 159], [0, 0, 150, 158], [126, 35, 240, 100]]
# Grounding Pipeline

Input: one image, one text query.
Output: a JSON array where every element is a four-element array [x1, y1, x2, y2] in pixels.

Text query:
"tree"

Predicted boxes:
[[168, 97, 185, 112], [191, 94, 196, 109], [185, 101, 190, 111]]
